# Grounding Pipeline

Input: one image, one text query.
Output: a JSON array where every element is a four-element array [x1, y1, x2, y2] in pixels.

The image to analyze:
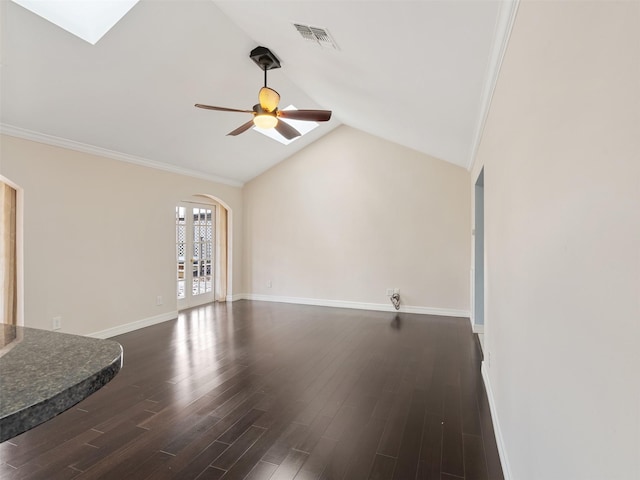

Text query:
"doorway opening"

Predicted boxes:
[[1, 176, 23, 326], [473, 168, 485, 338], [176, 195, 231, 311]]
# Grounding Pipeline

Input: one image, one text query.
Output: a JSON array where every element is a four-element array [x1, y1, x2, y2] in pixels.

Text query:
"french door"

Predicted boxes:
[[176, 204, 216, 309]]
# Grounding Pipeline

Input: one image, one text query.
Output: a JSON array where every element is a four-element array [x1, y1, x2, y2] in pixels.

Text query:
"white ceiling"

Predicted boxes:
[[0, 0, 515, 185]]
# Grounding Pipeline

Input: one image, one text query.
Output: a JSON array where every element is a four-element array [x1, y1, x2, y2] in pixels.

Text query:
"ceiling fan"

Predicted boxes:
[[195, 46, 332, 140]]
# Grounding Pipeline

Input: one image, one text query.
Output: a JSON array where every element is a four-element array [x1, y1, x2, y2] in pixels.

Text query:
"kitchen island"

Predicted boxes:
[[0, 324, 122, 442]]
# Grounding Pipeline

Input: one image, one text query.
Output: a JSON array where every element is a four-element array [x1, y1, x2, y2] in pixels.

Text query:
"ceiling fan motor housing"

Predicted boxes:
[[250, 46, 281, 70]]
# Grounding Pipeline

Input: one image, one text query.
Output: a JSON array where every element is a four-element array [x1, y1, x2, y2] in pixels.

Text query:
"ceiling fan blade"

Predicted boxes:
[[274, 119, 301, 140], [259, 87, 280, 113], [227, 119, 255, 136], [278, 109, 332, 122], [195, 104, 254, 114]]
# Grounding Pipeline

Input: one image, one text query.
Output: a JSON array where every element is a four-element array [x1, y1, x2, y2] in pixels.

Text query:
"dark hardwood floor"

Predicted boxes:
[[0, 301, 504, 480]]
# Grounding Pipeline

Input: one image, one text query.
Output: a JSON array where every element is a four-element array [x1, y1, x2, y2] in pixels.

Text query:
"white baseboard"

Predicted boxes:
[[238, 293, 469, 318], [87, 311, 178, 339], [481, 362, 512, 480], [226, 293, 246, 302], [472, 323, 485, 334], [84, 296, 468, 337]]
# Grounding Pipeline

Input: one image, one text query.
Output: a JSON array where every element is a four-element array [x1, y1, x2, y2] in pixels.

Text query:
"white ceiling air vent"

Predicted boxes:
[[293, 23, 339, 50], [294, 24, 315, 42]]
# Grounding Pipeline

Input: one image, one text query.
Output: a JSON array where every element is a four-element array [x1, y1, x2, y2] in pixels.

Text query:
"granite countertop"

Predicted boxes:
[[0, 324, 123, 443]]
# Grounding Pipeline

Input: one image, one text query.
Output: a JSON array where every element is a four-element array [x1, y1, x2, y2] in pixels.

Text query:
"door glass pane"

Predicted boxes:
[[191, 207, 214, 297], [177, 204, 215, 302]]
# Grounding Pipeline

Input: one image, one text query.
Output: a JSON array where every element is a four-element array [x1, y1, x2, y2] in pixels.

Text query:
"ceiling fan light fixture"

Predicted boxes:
[[253, 114, 278, 129], [259, 87, 280, 112]]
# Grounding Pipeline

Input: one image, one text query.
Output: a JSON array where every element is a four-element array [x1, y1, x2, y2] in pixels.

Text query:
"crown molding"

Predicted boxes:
[[0, 123, 244, 187], [467, 0, 520, 171]]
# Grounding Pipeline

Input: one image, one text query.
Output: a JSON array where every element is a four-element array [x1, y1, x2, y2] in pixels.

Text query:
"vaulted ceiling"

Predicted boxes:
[[0, 0, 517, 185]]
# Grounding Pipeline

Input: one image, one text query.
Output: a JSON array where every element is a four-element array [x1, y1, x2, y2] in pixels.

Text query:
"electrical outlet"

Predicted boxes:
[[156, 295, 163, 306], [393, 288, 400, 294], [52, 316, 62, 330], [267, 280, 273, 288], [385, 288, 393, 296]]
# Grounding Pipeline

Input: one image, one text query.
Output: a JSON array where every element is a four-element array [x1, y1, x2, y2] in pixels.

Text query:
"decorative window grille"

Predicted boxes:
[[191, 207, 214, 296], [176, 206, 186, 299], [176, 205, 215, 301]]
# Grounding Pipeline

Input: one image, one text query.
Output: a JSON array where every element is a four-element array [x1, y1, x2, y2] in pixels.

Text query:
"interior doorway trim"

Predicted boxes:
[[1, 175, 24, 326], [472, 168, 485, 334], [193, 194, 233, 301]]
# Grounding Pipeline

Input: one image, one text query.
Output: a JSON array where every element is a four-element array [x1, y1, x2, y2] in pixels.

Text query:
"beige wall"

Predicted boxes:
[[0, 135, 243, 335], [243, 125, 470, 313], [474, 1, 640, 478]]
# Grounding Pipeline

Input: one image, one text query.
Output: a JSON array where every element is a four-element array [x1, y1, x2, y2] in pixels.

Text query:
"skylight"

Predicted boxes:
[[11, 0, 139, 45], [253, 106, 319, 145]]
